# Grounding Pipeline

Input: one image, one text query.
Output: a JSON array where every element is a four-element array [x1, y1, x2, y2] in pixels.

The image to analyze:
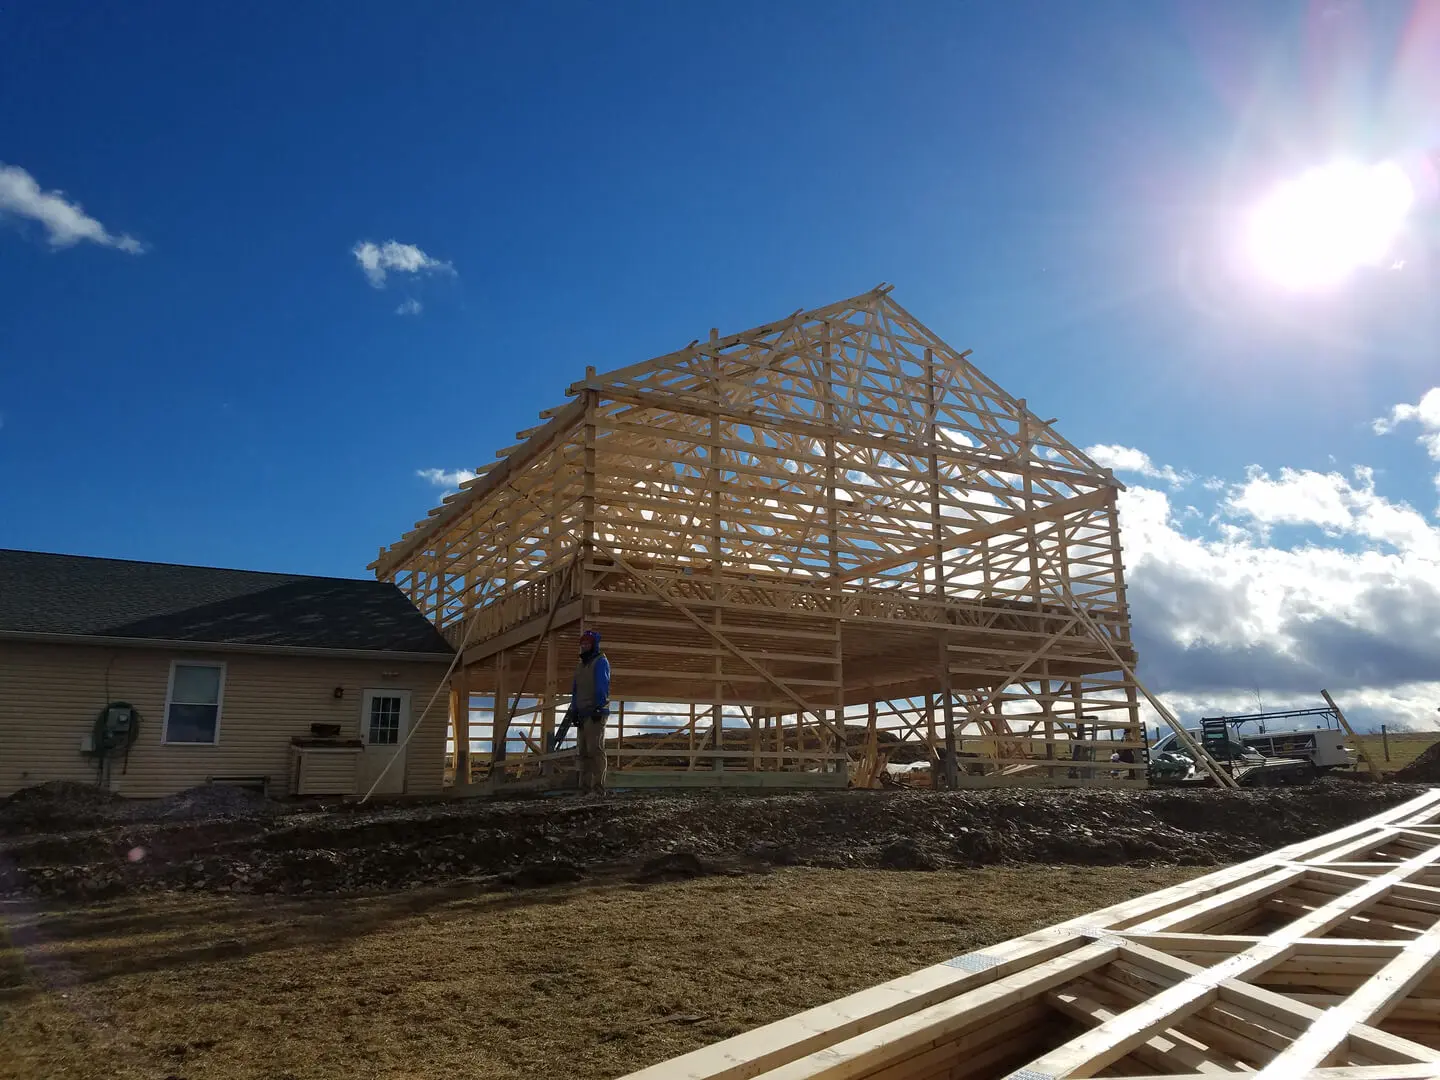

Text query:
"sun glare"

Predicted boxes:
[[1245, 160, 1414, 292]]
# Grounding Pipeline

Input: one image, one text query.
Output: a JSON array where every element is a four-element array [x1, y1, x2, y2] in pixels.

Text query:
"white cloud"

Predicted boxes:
[[1374, 388, 1440, 501], [1114, 463, 1440, 730], [1084, 443, 1191, 487], [1374, 387, 1440, 443], [417, 467, 477, 490], [0, 163, 144, 253], [395, 298, 423, 316], [352, 240, 454, 288]]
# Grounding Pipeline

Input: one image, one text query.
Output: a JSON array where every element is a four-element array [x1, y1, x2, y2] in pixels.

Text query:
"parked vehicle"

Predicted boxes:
[[1149, 722, 1316, 787], [1153, 706, 1358, 772]]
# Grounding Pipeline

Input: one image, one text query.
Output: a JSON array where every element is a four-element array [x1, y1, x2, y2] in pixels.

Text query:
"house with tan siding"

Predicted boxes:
[[0, 550, 453, 799]]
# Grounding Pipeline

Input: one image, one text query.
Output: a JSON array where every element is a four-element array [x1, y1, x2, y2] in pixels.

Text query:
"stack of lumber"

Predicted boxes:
[[620, 790, 1440, 1080]]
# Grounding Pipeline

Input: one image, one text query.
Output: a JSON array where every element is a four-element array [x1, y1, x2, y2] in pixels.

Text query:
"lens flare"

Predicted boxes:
[[1245, 160, 1415, 291]]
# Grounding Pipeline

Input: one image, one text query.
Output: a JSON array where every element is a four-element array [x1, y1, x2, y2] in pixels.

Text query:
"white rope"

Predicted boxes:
[[358, 543, 582, 803], [356, 592, 486, 805]]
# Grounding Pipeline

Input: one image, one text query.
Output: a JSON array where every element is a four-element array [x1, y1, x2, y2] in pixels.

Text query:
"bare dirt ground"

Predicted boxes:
[[1, 780, 1430, 1079], [0, 780, 1425, 900], [2, 866, 1205, 1080]]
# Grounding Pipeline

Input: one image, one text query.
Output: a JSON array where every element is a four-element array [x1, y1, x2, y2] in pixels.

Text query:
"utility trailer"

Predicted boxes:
[[1198, 705, 1358, 770], [1149, 716, 1316, 787]]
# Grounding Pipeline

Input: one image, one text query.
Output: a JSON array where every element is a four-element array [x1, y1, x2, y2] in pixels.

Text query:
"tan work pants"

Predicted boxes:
[[577, 717, 607, 793]]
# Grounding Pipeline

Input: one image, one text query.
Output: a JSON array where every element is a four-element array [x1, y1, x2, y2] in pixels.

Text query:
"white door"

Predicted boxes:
[[359, 689, 411, 795]]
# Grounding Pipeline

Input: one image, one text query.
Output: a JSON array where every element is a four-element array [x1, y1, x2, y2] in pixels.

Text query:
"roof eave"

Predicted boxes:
[[0, 629, 454, 662]]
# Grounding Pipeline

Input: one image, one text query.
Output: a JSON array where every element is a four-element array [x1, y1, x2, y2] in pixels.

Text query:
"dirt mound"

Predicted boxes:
[[0, 784, 1427, 901], [0, 780, 122, 830], [1394, 742, 1440, 783]]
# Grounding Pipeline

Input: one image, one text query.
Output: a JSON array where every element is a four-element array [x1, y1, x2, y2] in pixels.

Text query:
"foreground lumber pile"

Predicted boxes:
[[622, 789, 1440, 1080]]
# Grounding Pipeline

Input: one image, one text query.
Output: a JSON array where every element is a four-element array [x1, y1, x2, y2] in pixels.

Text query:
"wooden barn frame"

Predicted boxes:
[[618, 788, 1440, 1080], [372, 285, 1171, 790]]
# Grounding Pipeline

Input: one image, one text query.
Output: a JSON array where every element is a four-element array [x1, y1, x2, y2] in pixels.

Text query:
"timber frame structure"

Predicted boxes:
[[372, 285, 1156, 789], [619, 788, 1440, 1080]]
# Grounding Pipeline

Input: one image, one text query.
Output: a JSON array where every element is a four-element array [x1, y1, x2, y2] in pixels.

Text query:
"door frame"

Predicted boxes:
[[359, 687, 413, 794]]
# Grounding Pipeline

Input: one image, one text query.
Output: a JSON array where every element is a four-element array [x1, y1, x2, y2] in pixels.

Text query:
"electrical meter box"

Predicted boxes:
[[102, 705, 135, 749]]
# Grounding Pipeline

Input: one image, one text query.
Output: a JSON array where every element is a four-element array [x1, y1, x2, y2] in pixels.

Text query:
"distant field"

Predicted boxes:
[[1356, 732, 1440, 773]]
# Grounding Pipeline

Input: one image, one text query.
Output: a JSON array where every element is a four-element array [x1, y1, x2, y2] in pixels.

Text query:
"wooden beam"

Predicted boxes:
[[618, 790, 1440, 1080], [372, 396, 586, 577], [839, 489, 1110, 582]]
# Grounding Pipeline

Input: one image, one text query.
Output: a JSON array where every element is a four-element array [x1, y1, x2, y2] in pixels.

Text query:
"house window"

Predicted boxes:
[[163, 662, 226, 744], [368, 694, 402, 745]]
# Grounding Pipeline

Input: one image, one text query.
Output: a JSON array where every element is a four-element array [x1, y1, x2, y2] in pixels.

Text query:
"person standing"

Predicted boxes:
[[571, 628, 610, 794]]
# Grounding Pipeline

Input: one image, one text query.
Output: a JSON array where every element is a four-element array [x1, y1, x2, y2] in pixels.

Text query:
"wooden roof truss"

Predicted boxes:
[[374, 286, 1180, 786]]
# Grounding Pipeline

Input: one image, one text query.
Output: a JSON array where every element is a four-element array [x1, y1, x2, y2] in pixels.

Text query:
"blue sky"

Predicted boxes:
[[3, 1, 1439, 726]]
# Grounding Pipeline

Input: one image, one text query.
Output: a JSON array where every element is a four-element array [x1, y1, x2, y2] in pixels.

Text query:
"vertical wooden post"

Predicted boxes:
[[712, 672, 725, 773], [492, 650, 510, 771], [925, 346, 944, 600], [541, 631, 558, 775], [581, 380, 598, 633], [938, 636, 958, 789], [1040, 671, 1056, 765], [708, 340, 726, 774], [822, 320, 845, 772], [1381, 724, 1390, 762], [616, 700, 625, 771], [865, 700, 879, 788], [1070, 681, 1092, 780], [1017, 399, 1043, 609], [452, 666, 470, 788], [924, 691, 939, 764]]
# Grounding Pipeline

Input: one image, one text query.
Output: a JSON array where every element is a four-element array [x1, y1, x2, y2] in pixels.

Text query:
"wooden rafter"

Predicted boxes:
[[378, 287, 1154, 786]]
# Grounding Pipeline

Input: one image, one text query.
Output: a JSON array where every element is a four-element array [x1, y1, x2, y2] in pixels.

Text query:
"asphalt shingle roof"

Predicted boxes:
[[0, 549, 453, 655]]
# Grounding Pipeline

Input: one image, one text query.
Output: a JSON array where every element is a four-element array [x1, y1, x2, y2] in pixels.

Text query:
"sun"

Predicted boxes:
[[1244, 160, 1414, 292]]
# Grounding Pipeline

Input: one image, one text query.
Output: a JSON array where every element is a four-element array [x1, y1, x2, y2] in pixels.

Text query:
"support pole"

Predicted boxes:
[[541, 632, 558, 777], [938, 635, 959, 789], [1322, 689, 1382, 781], [492, 650, 509, 773], [452, 666, 470, 789]]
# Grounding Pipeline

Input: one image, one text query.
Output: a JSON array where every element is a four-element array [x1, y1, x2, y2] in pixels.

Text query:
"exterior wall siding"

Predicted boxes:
[[291, 747, 361, 796], [0, 641, 449, 799]]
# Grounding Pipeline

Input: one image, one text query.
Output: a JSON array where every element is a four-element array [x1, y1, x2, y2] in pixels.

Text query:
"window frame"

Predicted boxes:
[[161, 659, 228, 745], [361, 689, 407, 747]]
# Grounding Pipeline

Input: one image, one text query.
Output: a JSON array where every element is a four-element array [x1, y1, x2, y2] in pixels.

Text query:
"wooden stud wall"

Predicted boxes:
[[618, 790, 1440, 1080], [375, 286, 1150, 785]]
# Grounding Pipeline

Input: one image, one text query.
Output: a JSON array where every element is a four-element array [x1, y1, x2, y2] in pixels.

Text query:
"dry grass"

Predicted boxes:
[[0, 866, 1203, 1080], [1356, 732, 1440, 773]]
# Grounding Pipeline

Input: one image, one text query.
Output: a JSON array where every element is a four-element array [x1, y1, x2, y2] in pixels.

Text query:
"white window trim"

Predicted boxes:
[[361, 688, 410, 748], [161, 659, 227, 745]]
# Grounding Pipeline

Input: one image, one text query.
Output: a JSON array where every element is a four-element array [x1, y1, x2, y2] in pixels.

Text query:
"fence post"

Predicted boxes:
[[1382, 724, 1390, 762]]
